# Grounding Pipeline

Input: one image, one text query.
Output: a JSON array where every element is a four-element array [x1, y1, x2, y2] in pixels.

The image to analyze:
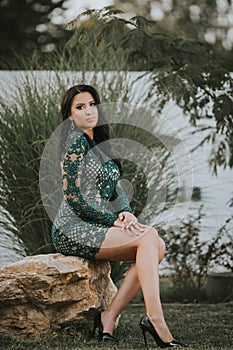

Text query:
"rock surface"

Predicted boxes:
[[0, 253, 117, 339]]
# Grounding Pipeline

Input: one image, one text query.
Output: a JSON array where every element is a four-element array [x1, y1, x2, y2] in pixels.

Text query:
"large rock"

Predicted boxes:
[[0, 253, 117, 340]]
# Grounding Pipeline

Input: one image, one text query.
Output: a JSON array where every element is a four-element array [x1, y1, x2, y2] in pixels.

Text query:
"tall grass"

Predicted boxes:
[[0, 73, 60, 255]]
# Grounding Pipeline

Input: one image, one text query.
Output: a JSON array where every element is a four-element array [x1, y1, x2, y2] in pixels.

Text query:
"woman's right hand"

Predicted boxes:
[[114, 217, 145, 236]]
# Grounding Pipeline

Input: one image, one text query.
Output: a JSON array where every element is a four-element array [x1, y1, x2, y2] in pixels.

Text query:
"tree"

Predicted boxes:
[[66, 7, 233, 172], [0, 0, 68, 68], [114, 0, 233, 51]]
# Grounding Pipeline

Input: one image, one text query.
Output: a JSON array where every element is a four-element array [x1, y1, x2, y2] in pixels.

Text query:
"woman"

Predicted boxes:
[[51, 84, 186, 348]]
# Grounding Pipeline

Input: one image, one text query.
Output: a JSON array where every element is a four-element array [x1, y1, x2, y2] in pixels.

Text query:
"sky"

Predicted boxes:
[[62, 0, 114, 23]]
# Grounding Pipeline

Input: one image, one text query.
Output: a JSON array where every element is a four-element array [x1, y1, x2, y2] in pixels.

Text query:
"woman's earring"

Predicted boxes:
[[69, 116, 75, 131]]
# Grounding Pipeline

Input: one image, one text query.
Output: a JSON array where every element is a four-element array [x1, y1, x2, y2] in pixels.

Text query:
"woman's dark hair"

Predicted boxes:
[[60, 84, 122, 172]]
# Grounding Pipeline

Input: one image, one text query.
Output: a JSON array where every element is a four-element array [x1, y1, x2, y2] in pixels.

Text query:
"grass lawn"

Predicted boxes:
[[0, 303, 232, 350]]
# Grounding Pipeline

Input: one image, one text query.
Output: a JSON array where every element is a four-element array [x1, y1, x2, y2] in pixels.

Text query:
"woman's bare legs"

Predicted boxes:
[[95, 226, 173, 342], [99, 237, 166, 335]]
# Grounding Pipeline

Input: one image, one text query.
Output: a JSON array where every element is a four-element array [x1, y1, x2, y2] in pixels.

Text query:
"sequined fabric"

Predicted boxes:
[[52, 130, 132, 260]]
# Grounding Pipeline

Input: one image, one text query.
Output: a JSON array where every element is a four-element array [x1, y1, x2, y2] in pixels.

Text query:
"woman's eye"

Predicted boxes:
[[76, 103, 96, 110]]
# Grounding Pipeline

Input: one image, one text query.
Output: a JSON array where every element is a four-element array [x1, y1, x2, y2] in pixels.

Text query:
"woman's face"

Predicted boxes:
[[70, 92, 98, 133]]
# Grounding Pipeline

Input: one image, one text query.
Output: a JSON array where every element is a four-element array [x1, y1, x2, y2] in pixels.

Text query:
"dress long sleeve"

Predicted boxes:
[[110, 181, 133, 214], [62, 135, 118, 227]]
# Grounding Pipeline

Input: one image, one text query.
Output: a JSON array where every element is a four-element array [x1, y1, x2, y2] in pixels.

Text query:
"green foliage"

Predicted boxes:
[[161, 206, 233, 302], [66, 7, 232, 70], [115, 0, 233, 51]]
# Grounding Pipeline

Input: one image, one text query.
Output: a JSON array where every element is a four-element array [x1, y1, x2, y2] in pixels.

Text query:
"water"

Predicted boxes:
[[0, 219, 24, 266]]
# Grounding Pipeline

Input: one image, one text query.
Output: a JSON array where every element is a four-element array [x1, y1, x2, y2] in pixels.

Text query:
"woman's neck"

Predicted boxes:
[[83, 128, 94, 140]]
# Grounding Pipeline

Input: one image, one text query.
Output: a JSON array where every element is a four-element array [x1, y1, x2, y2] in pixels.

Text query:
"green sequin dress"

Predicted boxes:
[[51, 130, 132, 261]]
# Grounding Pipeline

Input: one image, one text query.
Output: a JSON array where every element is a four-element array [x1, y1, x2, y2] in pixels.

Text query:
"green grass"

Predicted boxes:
[[1, 303, 232, 350]]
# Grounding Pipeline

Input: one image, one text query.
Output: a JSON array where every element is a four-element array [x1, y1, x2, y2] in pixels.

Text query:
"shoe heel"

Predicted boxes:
[[92, 318, 97, 337], [92, 312, 118, 342], [140, 325, 148, 348], [140, 315, 186, 348], [92, 313, 101, 338]]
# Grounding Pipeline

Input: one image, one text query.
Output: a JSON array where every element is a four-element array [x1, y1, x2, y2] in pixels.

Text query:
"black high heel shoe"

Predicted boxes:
[[139, 315, 186, 348], [92, 312, 118, 342]]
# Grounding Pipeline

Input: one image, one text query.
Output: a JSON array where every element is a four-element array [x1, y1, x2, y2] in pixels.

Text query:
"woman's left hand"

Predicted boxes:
[[118, 211, 145, 236]]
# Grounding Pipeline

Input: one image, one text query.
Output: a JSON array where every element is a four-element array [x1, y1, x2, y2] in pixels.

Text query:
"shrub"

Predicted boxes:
[[162, 205, 233, 302]]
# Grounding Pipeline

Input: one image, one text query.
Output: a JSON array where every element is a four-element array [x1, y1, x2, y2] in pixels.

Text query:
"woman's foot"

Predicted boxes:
[[139, 315, 186, 348], [92, 312, 118, 342], [148, 315, 173, 343], [101, 310, 116, 335]]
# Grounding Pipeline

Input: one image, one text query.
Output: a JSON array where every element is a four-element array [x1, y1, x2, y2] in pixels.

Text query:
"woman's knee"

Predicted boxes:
[[147, 226, 159, 239], [139, 228, 166, 262], [159, 237, 166, 252], [159, 237, 166, 262], [138, 226, 159, 246]]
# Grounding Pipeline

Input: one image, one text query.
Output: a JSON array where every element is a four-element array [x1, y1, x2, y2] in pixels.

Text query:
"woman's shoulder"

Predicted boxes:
[[62, 131, 89, 160], [66, 130, 88, 148]]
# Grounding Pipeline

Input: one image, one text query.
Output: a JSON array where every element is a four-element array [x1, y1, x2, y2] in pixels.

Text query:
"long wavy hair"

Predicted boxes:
[[60, 84, 122, 172]]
